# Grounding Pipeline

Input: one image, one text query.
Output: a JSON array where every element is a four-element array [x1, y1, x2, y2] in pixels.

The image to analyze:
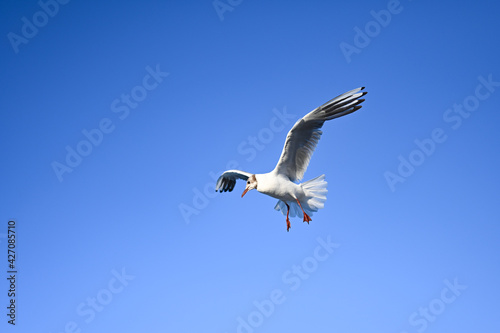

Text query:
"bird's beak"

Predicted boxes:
[[241, 187, 249, 198]]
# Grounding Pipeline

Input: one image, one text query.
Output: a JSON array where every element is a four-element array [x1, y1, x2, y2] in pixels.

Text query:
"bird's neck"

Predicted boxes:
[[254, 173, 275, 194]]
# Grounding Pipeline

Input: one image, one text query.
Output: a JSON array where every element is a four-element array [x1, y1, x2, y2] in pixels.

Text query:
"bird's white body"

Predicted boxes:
[[216, 87, 366, 231], [254, 172, 302, 202]]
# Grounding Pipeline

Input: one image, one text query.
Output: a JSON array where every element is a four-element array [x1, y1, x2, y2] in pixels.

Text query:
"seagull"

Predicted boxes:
[[215, 87, 367, 231]]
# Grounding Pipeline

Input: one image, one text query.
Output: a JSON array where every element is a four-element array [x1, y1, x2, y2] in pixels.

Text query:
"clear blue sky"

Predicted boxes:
[[1, 0, 499, 332]]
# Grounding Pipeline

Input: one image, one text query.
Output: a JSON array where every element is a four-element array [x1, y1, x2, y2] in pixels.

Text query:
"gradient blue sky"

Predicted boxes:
[[1, 0, 499, 332]]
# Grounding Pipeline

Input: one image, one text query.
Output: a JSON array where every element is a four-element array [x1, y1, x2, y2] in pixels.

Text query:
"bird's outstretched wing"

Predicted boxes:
[[215, 170, 253, 193], [273, 87, 367, 181]]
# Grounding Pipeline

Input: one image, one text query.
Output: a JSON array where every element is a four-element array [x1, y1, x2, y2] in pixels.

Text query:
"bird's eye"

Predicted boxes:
[[247, 181, 250, 184]]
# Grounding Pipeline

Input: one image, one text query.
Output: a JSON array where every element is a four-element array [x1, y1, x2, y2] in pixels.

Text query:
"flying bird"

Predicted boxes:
[[216, 87, 367, 231]]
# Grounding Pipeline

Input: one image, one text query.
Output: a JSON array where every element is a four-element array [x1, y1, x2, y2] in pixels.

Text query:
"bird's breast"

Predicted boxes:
[[256, 174, 302, 201]]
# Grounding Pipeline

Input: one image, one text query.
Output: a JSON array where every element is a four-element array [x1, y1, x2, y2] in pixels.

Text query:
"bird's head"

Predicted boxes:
[[241, 174, 258, 198]]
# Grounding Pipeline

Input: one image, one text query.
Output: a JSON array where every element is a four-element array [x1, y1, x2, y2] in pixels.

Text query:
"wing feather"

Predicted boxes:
[[273, 87, 367, 181], [215, 170, 253, 193]]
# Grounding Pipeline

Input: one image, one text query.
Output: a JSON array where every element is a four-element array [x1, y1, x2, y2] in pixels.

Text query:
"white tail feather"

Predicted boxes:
[[274, 175, 328, 217]]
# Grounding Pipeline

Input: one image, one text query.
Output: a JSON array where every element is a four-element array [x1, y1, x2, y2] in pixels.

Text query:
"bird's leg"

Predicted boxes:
[[296, 199, 312, 224], [285, 203, 291, 232]]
